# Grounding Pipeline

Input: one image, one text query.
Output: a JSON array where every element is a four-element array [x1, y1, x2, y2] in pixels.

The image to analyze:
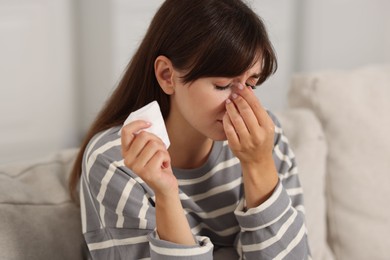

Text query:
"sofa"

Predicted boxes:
[[1, 64, 389, 260]]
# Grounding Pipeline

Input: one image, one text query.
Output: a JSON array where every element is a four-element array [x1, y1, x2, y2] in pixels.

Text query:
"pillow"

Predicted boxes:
[[275, 109, 334, 260], [0, 149, 86, 260], [289, 64, 390, 260]]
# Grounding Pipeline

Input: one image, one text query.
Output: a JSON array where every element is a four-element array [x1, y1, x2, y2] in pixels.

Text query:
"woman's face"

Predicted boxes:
[[168, 60, 262, 141]]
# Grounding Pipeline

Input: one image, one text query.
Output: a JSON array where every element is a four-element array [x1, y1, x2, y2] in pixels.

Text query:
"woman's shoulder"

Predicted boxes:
[[266, 110, 287, 146], [266, 109, 282, 128], [83, 126, 123, 165]]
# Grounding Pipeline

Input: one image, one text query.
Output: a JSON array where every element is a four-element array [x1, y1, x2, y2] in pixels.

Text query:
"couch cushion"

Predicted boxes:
[[289, 64, 390, 260], [275, 109, 334, 260], [0, 149, 86, 260]]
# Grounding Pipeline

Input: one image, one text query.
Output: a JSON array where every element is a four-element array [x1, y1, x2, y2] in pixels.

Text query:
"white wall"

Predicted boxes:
[[1, 0, 389, 163], [250, 0, 299, 110], [76, 0, 165, 132], [0, 0, 78, 163], [297, 0, 390, 72], [75, 0, 112, 133]]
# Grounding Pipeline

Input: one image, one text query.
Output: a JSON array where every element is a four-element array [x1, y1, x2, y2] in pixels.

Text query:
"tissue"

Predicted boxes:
[[119, 101, 170, 148]]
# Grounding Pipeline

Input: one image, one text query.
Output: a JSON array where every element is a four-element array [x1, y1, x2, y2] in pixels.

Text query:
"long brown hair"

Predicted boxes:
[[69, 0, 277, 199]]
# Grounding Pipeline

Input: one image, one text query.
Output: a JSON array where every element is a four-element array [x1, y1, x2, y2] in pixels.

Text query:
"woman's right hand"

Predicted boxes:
[[121, 120, 195, 245], [120, 120, 178, 197]]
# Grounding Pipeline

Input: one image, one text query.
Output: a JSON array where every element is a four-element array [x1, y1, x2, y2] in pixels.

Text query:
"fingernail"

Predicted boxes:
[[226, 99, 231, 104], [237, 83, 244, 90], [232, 93, 238, 99]]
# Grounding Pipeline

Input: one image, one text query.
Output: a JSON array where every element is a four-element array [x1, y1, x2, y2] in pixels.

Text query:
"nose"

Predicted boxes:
[[231, 82, 245, 91]]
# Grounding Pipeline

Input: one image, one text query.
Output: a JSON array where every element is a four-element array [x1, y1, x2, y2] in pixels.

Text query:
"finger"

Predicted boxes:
[[136, 139, 167, 169], [128, 131, 163, 161], [222, 111, 239, 146], [225, 98, 250, 140], [230, 93, 260, 136], [234, 83, 272, 128], [121, 120, 151, 155], [122, 131, 165, 173], [150, 150, 171, 170]]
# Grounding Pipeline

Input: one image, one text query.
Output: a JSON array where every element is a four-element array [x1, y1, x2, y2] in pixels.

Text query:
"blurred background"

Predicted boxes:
[[1, 0, 389, 164]]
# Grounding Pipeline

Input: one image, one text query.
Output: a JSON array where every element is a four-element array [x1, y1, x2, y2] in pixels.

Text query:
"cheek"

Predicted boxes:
[[186, 83, 232, 113], [208, 92, 232, 113], [216, 90, 233, 106]]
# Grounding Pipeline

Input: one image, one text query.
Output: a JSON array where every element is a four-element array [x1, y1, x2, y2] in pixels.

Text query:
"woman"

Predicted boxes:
[[69, 0, 311, 259]]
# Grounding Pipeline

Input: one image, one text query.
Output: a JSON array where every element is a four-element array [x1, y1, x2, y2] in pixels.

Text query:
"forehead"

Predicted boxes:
[[246, 59, 262, 75]]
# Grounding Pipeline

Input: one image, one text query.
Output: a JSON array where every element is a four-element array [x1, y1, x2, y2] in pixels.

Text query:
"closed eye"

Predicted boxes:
[[215, 83, 231, 91], [245, 82, 257, 90]]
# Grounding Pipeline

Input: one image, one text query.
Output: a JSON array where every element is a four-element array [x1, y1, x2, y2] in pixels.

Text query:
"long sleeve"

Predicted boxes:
[[80, 128, 214, 259], [79, 115, 311, 259], [233, 113, 311, 259]]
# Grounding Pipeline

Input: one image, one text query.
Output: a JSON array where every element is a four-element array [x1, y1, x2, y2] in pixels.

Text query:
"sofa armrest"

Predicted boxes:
[[0, 149, 86, 260]]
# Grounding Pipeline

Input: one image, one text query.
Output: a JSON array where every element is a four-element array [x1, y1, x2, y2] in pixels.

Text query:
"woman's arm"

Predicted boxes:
[[121, 120, 196, 246], [223, 84, 310, 259], [81, 127, 213, 259], [223, 84, 279, 208], [234, 130, 310, 259]]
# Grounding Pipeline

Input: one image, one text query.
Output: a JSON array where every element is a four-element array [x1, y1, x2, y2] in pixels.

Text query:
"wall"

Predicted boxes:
[[0, 0, 389, 163], [297, 0, 390, 72], [75, 0, 112, 134], [0, 0, 78, 163], [250, 0, 299, 110]]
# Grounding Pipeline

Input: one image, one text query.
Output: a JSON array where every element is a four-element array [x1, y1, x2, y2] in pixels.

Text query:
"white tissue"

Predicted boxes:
[[119, 101, 170, 148]]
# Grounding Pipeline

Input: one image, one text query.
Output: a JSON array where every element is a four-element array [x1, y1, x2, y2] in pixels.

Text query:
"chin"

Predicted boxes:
[[200, 124, 227, 141], [208, 132, 228, 141]]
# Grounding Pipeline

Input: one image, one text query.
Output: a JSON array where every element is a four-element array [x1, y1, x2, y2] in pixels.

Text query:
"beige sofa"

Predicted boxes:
[[286, 64, 390, 260], [1, 64, 389, 260]]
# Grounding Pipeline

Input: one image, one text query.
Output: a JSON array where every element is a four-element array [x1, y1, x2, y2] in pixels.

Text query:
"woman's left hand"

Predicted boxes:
[[223, 83, 275, 164], [222, 83, 278, 208]]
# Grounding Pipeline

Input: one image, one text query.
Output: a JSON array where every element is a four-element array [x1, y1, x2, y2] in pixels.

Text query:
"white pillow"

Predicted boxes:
[[0, 149, 85, 260], [276, 109, 334, 260], [289, 64, 390, 260]]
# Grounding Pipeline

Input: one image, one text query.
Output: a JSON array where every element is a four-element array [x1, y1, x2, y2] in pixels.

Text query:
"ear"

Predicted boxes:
[[154, 55, 176, 95]]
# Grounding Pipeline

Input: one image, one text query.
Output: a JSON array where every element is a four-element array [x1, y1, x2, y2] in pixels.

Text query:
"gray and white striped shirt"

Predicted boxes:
[[80, 113, 310, 259]]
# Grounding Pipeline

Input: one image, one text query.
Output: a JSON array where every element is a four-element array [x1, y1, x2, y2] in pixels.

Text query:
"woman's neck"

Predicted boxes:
[[168, 136, 213, 170], [165, 119, 213, 170]]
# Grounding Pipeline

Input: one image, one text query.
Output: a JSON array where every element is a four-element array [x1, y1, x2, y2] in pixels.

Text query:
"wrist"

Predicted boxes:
[[152, 176, 179, 199], [241, 159, 279, 208], [241, 156, 276, 178], [154, 190, 196, 246], [155, 188, 180, 205]]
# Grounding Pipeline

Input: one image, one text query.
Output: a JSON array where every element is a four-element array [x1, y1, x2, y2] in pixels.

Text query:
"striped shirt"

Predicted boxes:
[[80, 112, 310, 259]]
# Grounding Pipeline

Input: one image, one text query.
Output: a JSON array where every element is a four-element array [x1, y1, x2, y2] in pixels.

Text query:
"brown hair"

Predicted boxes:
[[69, 0, 277, 199]]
